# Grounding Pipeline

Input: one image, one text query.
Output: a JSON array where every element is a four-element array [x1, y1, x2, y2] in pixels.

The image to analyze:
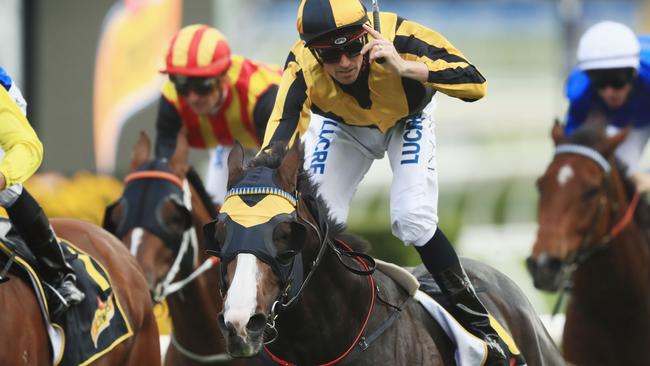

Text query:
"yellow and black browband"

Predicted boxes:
[[225, 187, 297, 206]]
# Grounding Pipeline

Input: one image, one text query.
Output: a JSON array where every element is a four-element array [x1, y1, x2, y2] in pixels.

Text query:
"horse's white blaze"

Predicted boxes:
[[224, 253, 260, 339], [557, 165, 574, 186], [130, 228, 144, 257]]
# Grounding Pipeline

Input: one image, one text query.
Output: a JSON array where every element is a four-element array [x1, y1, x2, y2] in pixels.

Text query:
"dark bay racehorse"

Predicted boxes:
[[528, 121, 650, 365], [104, 132, 247, 366], [0, 218, 160, 365], [206, 140, 563, 365]]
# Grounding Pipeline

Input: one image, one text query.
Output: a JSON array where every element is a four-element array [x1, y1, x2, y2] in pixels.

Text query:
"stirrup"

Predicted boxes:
[[483, 334, 526, 366], [44, 274, 85, 317], [0, 252, 15, 284], [483, 335, 508, 365]]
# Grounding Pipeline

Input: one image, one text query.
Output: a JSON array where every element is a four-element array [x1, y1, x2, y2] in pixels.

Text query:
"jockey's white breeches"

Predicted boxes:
[[607, 124, 650, 174], [301, 99, 439, 247]]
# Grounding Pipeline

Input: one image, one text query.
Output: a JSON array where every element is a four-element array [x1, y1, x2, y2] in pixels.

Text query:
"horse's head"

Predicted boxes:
[[104, 132, 197, 301], [527, 120, 629, 291], [204, 140, 325, 357]]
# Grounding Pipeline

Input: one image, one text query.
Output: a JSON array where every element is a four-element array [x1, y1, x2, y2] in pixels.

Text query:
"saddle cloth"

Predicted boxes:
[[376, 260, 524, 366], [0, 219, 133, 366]]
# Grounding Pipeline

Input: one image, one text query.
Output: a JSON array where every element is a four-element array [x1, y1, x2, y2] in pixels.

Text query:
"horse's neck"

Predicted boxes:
[[269, 249, 374, 362], [572, 170, 650, 320], [166, 186, 225, 349]]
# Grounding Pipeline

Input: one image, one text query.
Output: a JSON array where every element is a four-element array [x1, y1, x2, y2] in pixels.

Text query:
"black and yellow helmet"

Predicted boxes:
[[297, 0, 368, 47]]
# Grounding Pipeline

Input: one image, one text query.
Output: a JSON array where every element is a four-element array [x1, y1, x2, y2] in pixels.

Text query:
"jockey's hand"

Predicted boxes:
[[361, 24, 428, 83], [0, 173, 6, 191], [361, 24, 401, 70], [631, 171, 650, 193]]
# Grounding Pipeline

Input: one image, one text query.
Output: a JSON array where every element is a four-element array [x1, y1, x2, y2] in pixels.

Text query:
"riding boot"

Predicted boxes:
[[415, 228, 524, 366], [6, 189, 85, 316]]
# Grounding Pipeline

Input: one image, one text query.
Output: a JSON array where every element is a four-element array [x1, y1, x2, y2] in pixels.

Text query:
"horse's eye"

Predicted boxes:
[[272, 223, 291, 244], [277, 250, 298, 266], [582, 186, 601, 201], [163, 209, 187, 232]]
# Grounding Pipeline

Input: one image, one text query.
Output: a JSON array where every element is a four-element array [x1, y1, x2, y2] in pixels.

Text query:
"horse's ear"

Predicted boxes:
[[277, 136, 304, 192], [129, 131, 151, 172], [170, 132, 189, 177], [605, 127, 630, 156], [551, 119, 567, 145], [227, 141, 245, 189]]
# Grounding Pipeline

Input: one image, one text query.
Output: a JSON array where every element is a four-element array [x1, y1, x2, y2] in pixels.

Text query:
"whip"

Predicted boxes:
[[371, 0, 385, 64]]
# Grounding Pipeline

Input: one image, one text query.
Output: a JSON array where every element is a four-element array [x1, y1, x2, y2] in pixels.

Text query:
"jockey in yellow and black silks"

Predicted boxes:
[[0, 70, 85, 316], [156, 24, 281, 205], [261, 1, 523, 365]]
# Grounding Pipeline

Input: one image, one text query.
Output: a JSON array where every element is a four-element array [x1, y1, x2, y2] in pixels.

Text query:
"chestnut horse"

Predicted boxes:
[[0, 218, 160, 365], [206, 140, 564, 365], [104, 132, 248, 366], [528, 121, 650, 365]]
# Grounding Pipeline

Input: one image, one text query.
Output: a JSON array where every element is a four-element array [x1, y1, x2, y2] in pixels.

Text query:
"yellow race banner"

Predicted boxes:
[[93, 0, 182, 173]]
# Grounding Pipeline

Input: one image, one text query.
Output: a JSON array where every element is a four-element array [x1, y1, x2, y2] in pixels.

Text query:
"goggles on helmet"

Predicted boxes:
[[170, 75, 222, 96], [587, 68, 636, 90]]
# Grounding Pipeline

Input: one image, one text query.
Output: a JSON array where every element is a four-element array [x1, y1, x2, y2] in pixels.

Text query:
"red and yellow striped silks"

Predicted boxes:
[[162, 55, 281, 149]]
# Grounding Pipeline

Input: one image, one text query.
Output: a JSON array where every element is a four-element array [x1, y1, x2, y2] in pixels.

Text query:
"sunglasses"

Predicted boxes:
[[588, 69, 635, 90], [170, 75, 220, 96], [311, 37, 365, 64], [591, 78, 630, 90]]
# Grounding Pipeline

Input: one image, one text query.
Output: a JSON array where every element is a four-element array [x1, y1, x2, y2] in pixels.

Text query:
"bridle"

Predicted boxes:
[[119, 168, 232, 363], [554, 144, 640, 265], [119, 170, 221, 302], [549, 144, 640, 311]]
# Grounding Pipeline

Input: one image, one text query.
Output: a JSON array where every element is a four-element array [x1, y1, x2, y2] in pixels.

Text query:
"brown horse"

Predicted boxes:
[[206, 140, 563, 365], [0, 218, 160, 365], [528, 121, 650, 365], [104, 132, 248, 366]]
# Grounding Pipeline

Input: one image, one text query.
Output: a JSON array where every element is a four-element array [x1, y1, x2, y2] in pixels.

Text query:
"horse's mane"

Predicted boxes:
[[248, 142, 370, 254], [569, 122, 650, 228]]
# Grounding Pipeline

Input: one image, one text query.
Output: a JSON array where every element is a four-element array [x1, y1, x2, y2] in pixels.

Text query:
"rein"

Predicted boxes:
[[170, 334, 232, 364], [263, 239, 377, 366]]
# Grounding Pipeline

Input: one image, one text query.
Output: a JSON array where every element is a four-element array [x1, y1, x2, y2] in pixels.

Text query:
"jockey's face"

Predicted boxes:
[[596, 83, 633, 109], [589, 68, 635, 109], [322, 52, 364, 85]]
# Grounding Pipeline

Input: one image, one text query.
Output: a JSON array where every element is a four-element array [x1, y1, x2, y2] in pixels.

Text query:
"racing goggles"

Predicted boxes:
[[310, 30, 366, 64], [587, 68, 636, 90], [170, 75, 221, 96]]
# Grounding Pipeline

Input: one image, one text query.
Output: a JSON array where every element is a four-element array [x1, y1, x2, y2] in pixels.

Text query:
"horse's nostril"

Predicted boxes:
[[247, 313, 267, 333], [526, 256, 538, 275], [218, 313, 237, 336]]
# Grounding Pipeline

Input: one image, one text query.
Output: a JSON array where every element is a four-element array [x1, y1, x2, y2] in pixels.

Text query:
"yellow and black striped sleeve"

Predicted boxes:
[[0, 87, 43, 188], [261, 50, 310, 149], [393, 17, 487, 102]]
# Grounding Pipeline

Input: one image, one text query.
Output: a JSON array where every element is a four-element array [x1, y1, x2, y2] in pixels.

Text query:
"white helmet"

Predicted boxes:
[[577, 21, 640, 71]]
